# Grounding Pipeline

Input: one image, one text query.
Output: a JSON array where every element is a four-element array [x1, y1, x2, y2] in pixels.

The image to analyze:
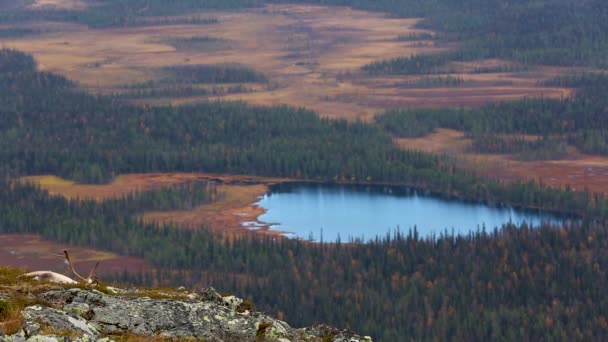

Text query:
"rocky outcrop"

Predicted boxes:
[[0, 287, 371, 342]]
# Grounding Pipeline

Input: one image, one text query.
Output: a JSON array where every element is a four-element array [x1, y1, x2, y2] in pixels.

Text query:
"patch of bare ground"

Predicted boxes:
[[0, 234, 146, 275], [396, 129, 608, 194], [0, 4, 576, 121], [19, 173, 291, 236], [394, 129, 472, 154]]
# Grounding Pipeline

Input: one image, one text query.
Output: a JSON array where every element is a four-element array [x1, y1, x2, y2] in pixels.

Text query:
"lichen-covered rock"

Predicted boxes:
[[1, 287, 371, 342], [20, 305, 98, 338], [298, 325, 373, 342], [62, 302, 92, 320]]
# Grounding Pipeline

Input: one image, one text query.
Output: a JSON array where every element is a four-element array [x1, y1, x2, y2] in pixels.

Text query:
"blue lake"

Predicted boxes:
[[254, 183, 565, 241]]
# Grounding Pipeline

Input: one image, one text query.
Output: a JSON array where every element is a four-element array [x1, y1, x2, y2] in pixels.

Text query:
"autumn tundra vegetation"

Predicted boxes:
[[2, 0, 608, 340]]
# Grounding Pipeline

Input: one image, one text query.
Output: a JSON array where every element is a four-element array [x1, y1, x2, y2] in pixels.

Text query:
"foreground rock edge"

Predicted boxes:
[[0, 286, 372, 342]]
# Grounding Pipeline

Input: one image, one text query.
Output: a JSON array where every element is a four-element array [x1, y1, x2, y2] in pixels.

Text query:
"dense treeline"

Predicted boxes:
[[0, 27, 40, 38], [396, 33, 437, 42], [112, 85, 212, 100], [363, 51, 530, 76], [348, 0, 608, 71], [2, 182, 608, 341], [0, 48, 37, 73], [363, 50, 489, 75], [0, 182, 215, 262], [161, 36, 229, 52], [109, 63, 262, 99], [394, 76, 465, 88], [163, 64, 267, 84], [376, 73, 608, 158], [0, 1, 254, 28], [364, 53, 454, 75], [113, 84, 251, 99]]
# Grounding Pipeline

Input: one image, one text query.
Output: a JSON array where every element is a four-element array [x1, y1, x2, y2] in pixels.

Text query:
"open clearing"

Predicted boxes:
[[1, 4, 572, 121], [20, 173, 290, 236], [396, 129, 608, 194], [0, 234, 146, 275], [141, 183, 290, 237]]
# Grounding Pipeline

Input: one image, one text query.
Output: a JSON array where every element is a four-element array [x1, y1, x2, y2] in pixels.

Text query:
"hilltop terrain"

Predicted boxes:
[[0, 268, 370, 341]]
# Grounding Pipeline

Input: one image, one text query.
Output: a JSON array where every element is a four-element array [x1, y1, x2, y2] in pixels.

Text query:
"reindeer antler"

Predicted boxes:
[[88, 261, 100, 286], [88, 261, 99, 280], [64, 250, 99, 285]]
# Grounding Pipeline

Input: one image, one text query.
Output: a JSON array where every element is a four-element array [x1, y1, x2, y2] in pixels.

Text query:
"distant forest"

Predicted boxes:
[[2, 0, 606, 67], [376, 73, 608, 159]]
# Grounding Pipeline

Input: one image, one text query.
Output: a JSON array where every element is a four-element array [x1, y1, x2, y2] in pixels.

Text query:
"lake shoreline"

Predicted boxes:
[[20, 173, 581, 238], [253, 182, 574, 241]]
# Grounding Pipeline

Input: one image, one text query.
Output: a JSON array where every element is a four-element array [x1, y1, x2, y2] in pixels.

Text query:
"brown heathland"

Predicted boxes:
[[1, 4, 572, 121], [20, 173, 290, 236], [0, 234, 146, 275], [396, 129, 608, 194], [19, 173, 287, 201], [141, 183, 289, 237]]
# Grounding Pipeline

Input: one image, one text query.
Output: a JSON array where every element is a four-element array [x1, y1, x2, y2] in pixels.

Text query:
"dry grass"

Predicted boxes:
[[19, 173, 286, 201], [111, 334, 197, 342], [396, 129, 608, 194], [0, 234, 146, 275], [141, 183, 288, 237], [394, 128, 471, 154], [19, 174, 186, 201], [0, 266, 56, 335], [0, 4, 575, 121], [19, 173, 290, 236], [39, 325, 84, 339]]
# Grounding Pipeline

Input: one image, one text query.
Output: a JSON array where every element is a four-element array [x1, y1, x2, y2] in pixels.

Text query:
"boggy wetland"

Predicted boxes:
[[2, 3, 571, 121]]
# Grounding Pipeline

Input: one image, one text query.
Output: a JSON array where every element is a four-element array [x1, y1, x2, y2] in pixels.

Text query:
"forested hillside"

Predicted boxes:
[[0, 0, 257, 27], [350, 0, 608, 70]]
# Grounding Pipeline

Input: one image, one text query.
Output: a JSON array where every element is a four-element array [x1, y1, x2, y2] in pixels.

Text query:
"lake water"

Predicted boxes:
[[254, 183, 564, 241]]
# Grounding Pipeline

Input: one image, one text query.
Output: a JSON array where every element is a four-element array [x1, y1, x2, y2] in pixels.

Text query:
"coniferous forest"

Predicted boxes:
[[376, 75, 608, 159], [2, 0, 608, 340]]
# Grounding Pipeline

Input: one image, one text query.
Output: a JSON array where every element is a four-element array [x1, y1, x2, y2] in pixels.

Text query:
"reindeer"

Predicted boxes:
[[18, 250, 100, 286], [17, 270, 78, 284]]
